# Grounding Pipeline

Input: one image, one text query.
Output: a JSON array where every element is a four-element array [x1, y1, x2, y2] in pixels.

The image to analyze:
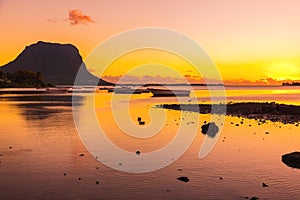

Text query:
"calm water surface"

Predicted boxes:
[[0, 86, 300, 199]]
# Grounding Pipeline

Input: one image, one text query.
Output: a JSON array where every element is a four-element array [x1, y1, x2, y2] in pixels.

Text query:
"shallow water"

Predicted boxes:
[[0, 87, 300, 199]]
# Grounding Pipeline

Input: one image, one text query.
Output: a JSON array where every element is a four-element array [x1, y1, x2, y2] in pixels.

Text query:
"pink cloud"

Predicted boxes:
[[68, 9, 95, 25]]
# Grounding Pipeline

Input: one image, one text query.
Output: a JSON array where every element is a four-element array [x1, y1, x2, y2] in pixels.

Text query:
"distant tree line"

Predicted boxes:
[[0, 70, 51, 88], [282, 82, 300, 86]]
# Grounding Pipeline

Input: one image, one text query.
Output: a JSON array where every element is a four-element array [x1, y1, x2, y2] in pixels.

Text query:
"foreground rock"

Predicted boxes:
[[201, 122, 219, 138], [282, 152, 300, 169], [177, 176, 189, 182]]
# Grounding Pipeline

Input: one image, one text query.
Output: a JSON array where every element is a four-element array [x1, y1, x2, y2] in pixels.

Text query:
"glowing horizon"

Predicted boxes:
[[1, 0, 300, 85]]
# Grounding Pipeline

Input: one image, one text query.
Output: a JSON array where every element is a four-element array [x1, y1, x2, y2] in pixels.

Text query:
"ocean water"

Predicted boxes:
[[0, 86, 300, 200]]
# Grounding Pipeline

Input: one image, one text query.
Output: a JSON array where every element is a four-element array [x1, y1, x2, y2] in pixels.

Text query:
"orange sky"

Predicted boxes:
[[1, 0, 300, 85]]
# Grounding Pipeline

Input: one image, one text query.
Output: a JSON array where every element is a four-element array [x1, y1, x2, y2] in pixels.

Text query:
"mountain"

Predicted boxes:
[[0, 41, 112, 85]]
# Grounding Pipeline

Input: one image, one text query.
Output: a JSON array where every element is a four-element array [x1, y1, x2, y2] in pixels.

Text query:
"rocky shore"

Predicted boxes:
[[160, 102, 300, 124]]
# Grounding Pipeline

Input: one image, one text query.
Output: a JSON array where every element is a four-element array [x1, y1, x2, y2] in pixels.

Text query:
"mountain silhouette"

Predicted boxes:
[[0, 41, 112, 85]]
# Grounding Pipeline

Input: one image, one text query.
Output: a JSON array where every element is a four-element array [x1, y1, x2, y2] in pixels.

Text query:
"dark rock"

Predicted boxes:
[[250, 197, 259, 200], [201, 122, 219, 138], [139, 121, 145, 125], [96, 181, 99, 185], [78, 177, 82, 180], [9, 146, 12, 149], [136, 151, 141, 155], [63, 173, 67, 176], [79, 154, 84, 156], [177, 176, 189, 182], [282, 152, 300, 169], [137, 117, 142, 122], [262, 182, 268, 187]]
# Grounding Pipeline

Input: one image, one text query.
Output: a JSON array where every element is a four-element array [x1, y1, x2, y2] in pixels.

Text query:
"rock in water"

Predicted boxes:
[[262, 182, 268, 187], [282, 152, 300, 169], [201, 122, 219, 138], [177, 176, 189, 182]]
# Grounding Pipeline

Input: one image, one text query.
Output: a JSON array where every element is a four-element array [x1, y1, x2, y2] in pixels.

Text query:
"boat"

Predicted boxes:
[[148, 88, 190, 97], [99, 86, 114, 93], [68, 87, 96, 93], [45, 87, 70, 94], [113, 87, 144, 94]]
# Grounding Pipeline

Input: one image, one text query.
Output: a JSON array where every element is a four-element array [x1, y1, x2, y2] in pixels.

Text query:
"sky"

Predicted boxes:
[[1, 0, 300, 85]]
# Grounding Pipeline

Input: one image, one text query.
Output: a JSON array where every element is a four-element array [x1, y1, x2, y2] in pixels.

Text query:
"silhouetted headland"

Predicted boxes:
[[0, 41, 113, 86]]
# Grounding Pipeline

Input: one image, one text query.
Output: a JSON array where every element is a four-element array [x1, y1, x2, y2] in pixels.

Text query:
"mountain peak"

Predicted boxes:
[[0, 41, 111, 85]]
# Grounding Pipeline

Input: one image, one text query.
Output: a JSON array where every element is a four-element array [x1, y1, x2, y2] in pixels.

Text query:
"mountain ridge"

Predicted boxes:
[[0, 41, 112, 85]]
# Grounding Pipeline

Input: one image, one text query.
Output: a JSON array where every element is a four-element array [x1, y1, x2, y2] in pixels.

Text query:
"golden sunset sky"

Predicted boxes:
[[1, 0, 300, 84]]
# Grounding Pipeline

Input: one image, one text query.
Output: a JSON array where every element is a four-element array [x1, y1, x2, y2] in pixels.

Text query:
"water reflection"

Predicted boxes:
[[0, 94, 84, 103], [3, 95, 85, 121], [16, 104, 66, 120], [1, 89, 300, 199]]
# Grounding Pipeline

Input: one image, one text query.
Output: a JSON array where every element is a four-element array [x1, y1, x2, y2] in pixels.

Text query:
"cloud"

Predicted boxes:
[[46, 18, 57, 23], [102, 75, 185, 84], [101, 75, 293, 86], [68, 9, 95, 25], [223, 77, 288, 86]]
